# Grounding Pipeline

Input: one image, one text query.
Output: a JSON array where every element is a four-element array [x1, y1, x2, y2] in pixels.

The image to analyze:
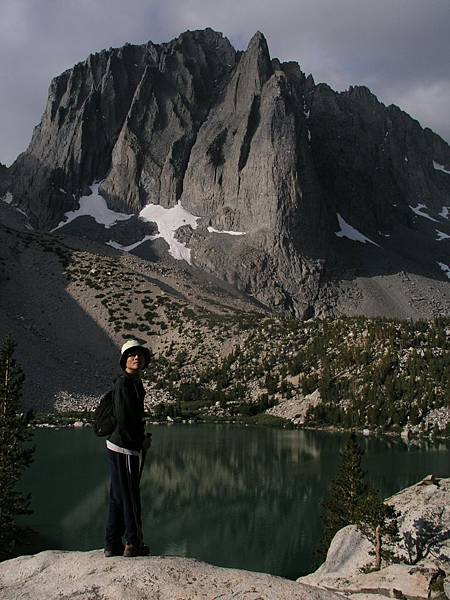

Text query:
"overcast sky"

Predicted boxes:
[[1, 0, 449, 166]]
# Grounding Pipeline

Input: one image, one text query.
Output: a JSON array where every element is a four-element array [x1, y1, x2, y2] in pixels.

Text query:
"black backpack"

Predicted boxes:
[[93, 389, 116, 437]]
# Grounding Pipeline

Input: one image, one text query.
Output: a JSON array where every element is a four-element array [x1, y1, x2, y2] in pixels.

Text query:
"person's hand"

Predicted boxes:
[[142, 432, 152, 451]]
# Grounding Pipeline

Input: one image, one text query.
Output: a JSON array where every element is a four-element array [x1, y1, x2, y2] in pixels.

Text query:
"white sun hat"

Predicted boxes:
[[120, 339, 151, 370]]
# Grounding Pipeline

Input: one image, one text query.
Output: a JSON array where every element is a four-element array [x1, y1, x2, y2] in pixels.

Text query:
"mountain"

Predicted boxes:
[[1, 28, 450, 317], [2, 202, 448, 433]]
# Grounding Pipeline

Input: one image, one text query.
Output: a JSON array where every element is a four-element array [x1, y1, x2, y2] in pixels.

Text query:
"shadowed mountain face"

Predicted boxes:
[[3, 28, 450, 316]]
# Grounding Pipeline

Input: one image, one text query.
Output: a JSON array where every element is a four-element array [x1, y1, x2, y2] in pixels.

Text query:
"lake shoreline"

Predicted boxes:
[[31, 412, 450, 441]]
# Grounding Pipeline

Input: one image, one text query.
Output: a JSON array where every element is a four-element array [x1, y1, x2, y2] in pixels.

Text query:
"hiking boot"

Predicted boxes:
[[104, 545, 124, 557], [123, 543, 150, 557]]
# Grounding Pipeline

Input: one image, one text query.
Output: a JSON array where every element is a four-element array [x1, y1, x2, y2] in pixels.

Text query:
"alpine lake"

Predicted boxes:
[[19, 424, 450, 579]]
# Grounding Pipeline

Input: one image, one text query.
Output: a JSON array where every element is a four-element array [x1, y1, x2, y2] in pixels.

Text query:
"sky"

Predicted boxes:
[[1, 0, 449, 166]]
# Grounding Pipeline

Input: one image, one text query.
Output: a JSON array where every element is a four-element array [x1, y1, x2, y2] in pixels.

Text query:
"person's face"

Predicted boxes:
[[125, 350, 145, 374]]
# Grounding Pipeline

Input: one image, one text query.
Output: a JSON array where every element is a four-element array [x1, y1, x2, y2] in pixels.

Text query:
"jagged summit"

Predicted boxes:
[[232, 30, 273, 101], [245, 31, 272, 70], [1, 29, 450, 317]]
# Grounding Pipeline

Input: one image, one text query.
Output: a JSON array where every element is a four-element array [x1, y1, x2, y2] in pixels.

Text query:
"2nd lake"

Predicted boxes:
[[20, 425, 450, 579]]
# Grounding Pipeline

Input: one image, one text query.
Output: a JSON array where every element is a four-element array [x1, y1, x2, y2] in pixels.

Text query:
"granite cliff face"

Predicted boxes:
[[7, 29, 236, 225], [3, 29, 450, 315]]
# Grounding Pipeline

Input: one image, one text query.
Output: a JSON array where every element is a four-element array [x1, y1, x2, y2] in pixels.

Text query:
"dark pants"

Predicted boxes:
[[105, 449, 142, 550]]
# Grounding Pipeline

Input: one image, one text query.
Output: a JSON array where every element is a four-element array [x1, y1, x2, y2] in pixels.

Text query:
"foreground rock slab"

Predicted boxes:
[[343, 564, 445, 599], [0, 550, 342, 600], [298, 477, 450, 600]]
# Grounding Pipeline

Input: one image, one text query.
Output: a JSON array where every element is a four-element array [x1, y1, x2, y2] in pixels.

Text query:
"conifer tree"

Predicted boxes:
[[317, 433, 367, 560], [356, 487, 399, 570], [0, 335, 34, 560]]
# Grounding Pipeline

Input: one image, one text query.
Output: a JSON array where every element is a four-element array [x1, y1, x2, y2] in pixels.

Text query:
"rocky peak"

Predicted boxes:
[[98, 31, 237, 214], [230, 31, 273, 107], [346, 84, 380, 105], [246, 31, 272, 72], [0, 163, 8, 198], [157, 28, 236, 107], [5, 29, 450, 315], [424, 127, 450, 173], [9, 30, 238, 223], [280, 61, 305, 82]]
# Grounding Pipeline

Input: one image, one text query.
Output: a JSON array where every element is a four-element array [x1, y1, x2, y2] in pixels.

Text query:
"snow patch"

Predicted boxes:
[[335, 214, 379, 246], [404, 156, 408, 163], [433, 161, 450, 175], [1, 191, 13, 204], [0, 191, 30, 222], [436, 230, 450, 241], [51, 184, 201, 265], [440, 207, 449, 220], [409, 203, 438, 223], [139, 201, 201, 264], [59, 188, 67, 195], [437, 262, 450, 279], [15, 207, 28, 219], [207, 227, 246, 236], [303, 99, 310, 119], [52, 183, 133, 231], [106, 235, 158, 252]]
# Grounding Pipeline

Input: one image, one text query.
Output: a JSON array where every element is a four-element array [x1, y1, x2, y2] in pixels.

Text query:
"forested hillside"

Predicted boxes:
[[144, 316, 449, 434]]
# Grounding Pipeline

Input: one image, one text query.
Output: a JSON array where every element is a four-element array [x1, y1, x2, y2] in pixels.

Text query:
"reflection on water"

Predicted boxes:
[[20, 425, 450, 579]]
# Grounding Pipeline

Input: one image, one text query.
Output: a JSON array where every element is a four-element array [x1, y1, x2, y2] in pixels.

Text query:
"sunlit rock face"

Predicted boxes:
[[0, 552, 342, 600], [298, 477, 450, 600], [6, 29, 450, 314]]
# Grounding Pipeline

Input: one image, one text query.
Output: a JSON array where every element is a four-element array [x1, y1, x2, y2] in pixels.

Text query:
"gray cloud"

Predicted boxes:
[[1, 0, 449, 165]]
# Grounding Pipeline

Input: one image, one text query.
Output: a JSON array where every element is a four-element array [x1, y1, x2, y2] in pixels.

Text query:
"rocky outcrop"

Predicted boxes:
[[309, 84, 450, 238], [0, 162, 10, 203], [298, 477, 450, 600], [101, 30, 236, 215], [0, 551, 342, 600], [266, 389, 322, 424], [182, 33, 329, 315], [9, 29, 236, 227], [0, 162, 7, 182], [6, 29, 450, 314]]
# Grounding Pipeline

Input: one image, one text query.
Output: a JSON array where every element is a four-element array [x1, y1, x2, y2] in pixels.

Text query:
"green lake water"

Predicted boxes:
[[20, 425, 450, 579]]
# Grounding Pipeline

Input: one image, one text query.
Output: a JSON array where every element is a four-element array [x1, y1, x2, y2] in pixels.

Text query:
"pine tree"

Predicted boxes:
[[0, 335, 34, 560], [356, 488, 399, 570], [317, 433, 367, 560]]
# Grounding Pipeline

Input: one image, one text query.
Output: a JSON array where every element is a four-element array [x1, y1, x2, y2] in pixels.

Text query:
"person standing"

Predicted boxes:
[[104, 339, 152, 558]]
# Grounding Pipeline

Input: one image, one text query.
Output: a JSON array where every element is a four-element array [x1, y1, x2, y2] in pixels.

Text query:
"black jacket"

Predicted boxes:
[[108, 374, 145, 451]]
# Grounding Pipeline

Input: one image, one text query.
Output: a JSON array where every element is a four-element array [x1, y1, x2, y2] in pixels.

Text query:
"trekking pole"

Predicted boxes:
[[139, 448, 147, 481], [139, 433, 152, 481]]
